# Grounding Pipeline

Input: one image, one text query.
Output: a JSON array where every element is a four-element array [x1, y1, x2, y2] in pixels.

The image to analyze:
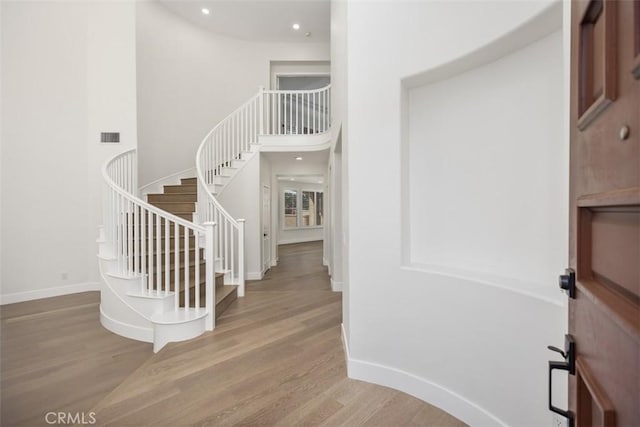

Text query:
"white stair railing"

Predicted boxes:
[[103, 149, 217, 330], [195, 84, 332, 299], [196, 96, 259, 297], [262, 85, 331, 135]]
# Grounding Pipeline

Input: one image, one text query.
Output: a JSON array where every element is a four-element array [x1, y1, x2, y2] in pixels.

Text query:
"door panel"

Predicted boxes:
[[632, 1, 640, 78], [576, 359, 615, 427], [569, 0, 640, 426]]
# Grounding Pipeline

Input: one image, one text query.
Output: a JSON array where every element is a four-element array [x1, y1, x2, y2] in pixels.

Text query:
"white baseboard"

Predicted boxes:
[[246, 271, 263, 280], [0, 282, 101, 305], [277, 238, 323, 245], [341, 325, 505, 427], [271, 259, 278, 267], [323, 257, 328, 266], [331, 278, 343, 292]]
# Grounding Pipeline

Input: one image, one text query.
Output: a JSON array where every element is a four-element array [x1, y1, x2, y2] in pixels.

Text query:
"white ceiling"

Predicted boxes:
[[277, 174, 324, 184], [159, 0, 330, 43], [263, 149, 329, 165], [264, 150, 329, 183]]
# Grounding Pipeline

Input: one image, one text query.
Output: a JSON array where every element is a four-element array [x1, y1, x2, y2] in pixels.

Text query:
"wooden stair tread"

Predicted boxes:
[[148, 192, 197, 196], [163, 184, 197, 193], [216, 285, 237, 305], [130, 174, 236, 316], [147, 193, 197, 203]]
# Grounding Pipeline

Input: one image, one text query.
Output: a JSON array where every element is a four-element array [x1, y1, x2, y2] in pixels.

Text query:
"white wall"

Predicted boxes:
[[330, 145, 343, 291], [1, 1, 138, 303], [86, 1, 138, 284], [407, 30, 564, 293], [345, 1, 568, 426], [330, 0, 349, 318], [217, 154, 262, 279], [136, 2, 330, 187], [1, 1, 89, 301]]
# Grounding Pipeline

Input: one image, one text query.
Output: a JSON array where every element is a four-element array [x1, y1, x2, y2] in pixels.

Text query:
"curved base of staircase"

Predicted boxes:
[[151, 309, 208, 353], [100, 303, 209, 353], [99, 253, 212, 353], [100, 305, 154, 343]]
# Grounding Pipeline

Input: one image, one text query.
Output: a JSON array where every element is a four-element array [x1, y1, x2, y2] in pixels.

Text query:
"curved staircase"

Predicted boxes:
[[145, 177, 238, 315], [98, 84, 331, 352]]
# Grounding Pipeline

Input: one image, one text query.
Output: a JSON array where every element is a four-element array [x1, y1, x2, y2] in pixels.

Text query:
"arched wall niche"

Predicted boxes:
[[399, 2, 566, 303]]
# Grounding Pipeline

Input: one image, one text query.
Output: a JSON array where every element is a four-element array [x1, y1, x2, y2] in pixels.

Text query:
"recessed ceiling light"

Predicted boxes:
[[201, 8, 210, 15], [305, 32, 311, 37], [295, 156, 303, 160], [318, 180, 323, 183], [292, 23, 300, 30], [290, 178, 295, 181]]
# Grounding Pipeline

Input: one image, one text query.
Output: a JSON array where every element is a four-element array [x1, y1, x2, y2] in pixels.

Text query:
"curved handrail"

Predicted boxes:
[[104, 148, 205, 233], [195, 84, 332, 296], [102, 148, 216, 331], [194, 94, 261, 228], [194, 154, 238, 229]]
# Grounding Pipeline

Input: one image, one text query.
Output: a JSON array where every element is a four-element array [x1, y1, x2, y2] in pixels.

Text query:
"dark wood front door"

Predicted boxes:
[[568, 0, 640, 425]]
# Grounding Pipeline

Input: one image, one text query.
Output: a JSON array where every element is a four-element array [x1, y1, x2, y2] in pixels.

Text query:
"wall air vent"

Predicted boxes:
[[100, 132, 120, 143]]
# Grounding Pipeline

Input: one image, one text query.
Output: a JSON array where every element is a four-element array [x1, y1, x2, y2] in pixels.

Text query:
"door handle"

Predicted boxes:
[[548, 334, 575, 427]]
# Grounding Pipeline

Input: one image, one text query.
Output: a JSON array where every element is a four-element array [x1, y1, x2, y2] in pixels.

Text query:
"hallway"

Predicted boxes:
[[2, 241, 465, 426]]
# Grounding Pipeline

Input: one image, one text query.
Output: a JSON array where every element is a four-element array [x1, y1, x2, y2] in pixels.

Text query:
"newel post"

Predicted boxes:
[[204, 221, 217, 331], [238, 219, 246, 297], [258, 86, 265, 136]]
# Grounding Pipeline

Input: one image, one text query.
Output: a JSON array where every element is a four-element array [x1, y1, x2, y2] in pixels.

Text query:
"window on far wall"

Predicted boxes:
[[283, 189, 323, 229], [302, 191, 323, 226], [284, 189, 298, 228]]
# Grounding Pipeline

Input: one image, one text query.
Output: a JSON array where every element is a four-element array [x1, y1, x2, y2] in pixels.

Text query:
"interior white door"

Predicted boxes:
[[262, 185, 271, 272]]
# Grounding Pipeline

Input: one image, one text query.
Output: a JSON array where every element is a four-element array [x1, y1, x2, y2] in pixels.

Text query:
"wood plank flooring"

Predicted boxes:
[[0, 293, 151, 426], [1, 241, 465, 426]]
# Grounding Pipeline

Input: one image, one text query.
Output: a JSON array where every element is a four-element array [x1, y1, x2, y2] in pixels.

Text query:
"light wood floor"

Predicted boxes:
[[1, 241, 465, 426]]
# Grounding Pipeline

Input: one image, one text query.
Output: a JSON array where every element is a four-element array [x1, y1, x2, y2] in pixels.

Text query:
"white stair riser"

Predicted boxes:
[[212, 175, 229, 185], [100, 289, 152, 333], [153, 317, 206, 353], [99, 251, 211, 351]]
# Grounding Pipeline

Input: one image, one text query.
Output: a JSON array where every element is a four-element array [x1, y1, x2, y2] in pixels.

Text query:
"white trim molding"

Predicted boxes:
[[330, 278, 343, 292], [100, 305, 153, 343], [341, 325, 507, 427], [0, 282, 101, 305], [246, 271, 264, 281], [259, 133, 331, 152]]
